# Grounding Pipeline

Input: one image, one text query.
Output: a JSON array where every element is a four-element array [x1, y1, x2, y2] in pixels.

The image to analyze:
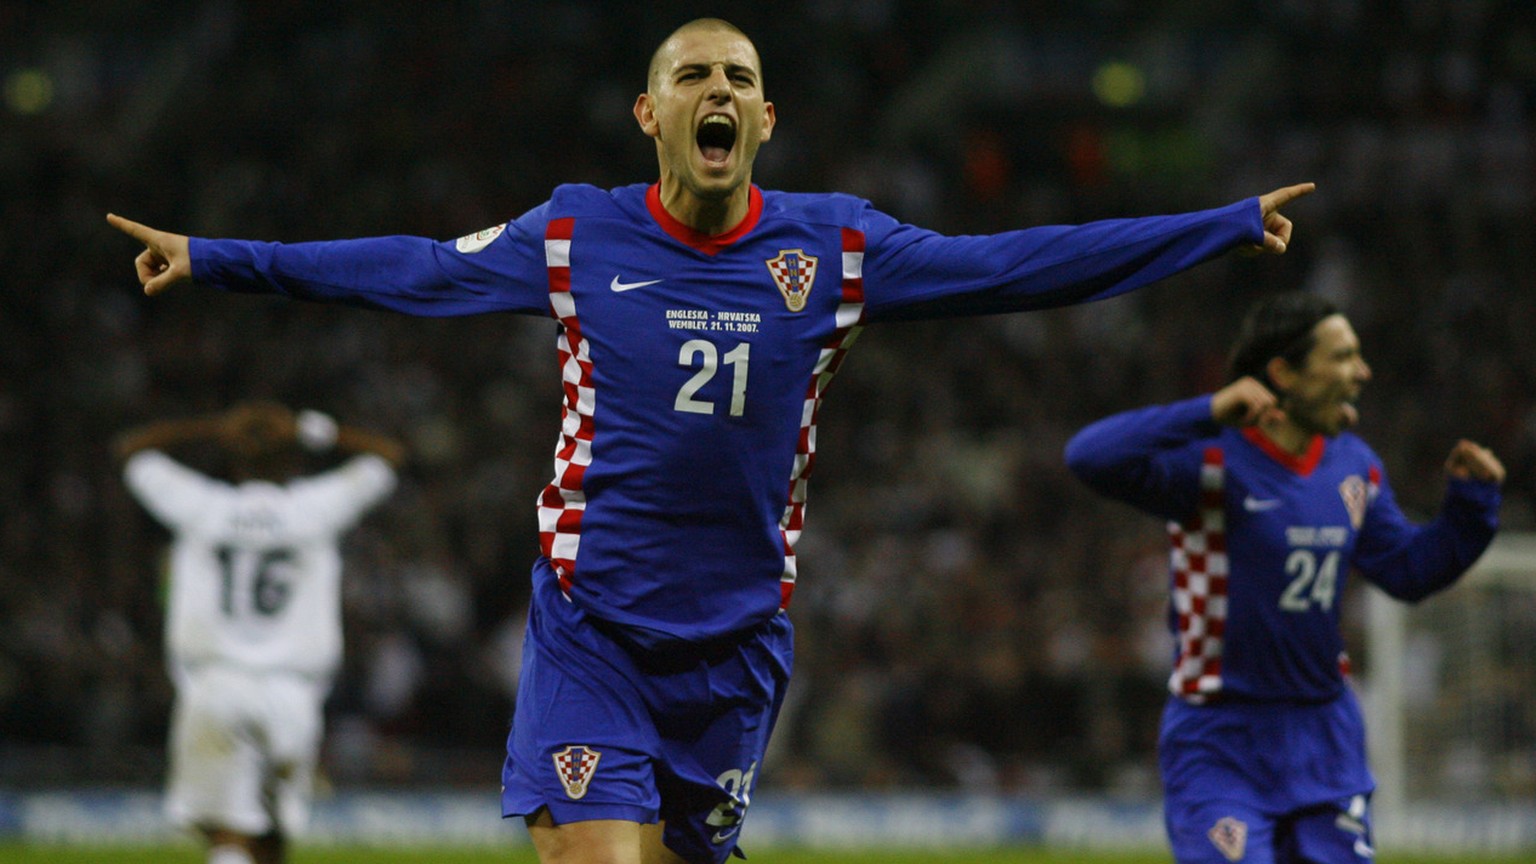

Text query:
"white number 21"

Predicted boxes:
[[675, 340, 750, 416]]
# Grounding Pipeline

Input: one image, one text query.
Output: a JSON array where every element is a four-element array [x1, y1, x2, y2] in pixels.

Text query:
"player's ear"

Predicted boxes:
[[634, 93, 660, 138], [1265, 355, 1297, 392], [760, 101, 776, 142]]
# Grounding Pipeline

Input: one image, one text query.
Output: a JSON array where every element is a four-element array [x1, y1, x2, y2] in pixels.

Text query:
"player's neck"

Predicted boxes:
[[656, 179, 752, 236], [1260, 417, 1314, 456]]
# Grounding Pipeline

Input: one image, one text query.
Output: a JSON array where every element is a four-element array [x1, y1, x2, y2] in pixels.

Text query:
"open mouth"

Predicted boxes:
[[697, 115, 737, 164], [1338, 397, 1360, 428]]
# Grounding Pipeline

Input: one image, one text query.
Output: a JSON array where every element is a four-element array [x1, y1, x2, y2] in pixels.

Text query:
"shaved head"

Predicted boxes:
[[648, 18, 758, 91], [636, 17, 774, 232]]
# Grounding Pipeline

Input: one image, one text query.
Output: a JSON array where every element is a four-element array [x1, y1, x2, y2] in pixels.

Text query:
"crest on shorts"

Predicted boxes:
[[1339, 474, 1368, 529], [765, 249, 818, 312], [1207, 816, 1248, 862], [455, 223, 505, 253], [552, 745, 602, 800]]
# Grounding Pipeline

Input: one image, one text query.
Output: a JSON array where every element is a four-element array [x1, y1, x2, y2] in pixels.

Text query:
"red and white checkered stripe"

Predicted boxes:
[[777, 228, 866, 609], [1166, 446, 1229, 702], [537, 217, 591, 593]]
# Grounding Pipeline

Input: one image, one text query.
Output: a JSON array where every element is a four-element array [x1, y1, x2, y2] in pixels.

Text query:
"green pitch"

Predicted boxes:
[[0, 845, 1530, 864]]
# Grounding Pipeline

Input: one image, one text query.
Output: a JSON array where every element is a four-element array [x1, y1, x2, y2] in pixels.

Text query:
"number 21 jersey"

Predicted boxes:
[[192, 182, 1263, 649]]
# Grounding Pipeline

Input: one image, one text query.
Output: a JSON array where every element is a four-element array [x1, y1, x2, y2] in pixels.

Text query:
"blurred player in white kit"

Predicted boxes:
[[116, 401, 404, 864]]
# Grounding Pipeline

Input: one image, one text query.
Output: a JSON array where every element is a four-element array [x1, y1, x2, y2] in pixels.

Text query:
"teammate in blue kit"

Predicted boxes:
[[1064, 291, 1503, 864], [110, 17, 1315, 864]]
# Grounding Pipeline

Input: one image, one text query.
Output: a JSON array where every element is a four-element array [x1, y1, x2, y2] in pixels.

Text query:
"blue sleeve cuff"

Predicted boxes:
[[1447, 475, 1502, 512], [188, 236, 221, 287]]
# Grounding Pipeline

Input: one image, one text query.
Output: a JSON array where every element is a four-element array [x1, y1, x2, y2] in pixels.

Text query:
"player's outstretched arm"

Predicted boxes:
[[1445, 439, 1505, 485], [1240, 182, 1316, 256], [106, 213, 192, 296]]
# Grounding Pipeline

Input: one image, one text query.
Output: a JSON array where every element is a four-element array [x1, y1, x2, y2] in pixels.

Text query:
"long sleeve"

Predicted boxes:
[[287, 455, 398, 535], [862, 198, 1262, 322], [1063, 395, 1220, 522], [1352, 473, 1501, 602], [122, 450, 223, 530], [189, 206, 554, 317]]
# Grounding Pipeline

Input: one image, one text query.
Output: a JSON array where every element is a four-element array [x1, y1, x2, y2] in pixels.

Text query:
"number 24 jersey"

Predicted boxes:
[[1065, 395, 1500, 702]]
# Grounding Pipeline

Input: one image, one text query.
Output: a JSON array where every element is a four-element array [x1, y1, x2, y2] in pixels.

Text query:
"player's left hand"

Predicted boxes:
[[1241, 182, 1316, 256], [1445, 439, 1505, 485]]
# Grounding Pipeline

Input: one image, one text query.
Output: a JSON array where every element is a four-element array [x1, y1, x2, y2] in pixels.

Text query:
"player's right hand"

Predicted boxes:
[[1211, 376, 1282, 427], [106, 213, 192, 296]]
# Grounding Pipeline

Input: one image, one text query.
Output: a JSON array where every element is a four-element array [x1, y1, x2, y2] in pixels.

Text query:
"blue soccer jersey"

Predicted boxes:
[[1065, 395, 1500, 703], [1066, 395, 1500, 859], [192, 182, 1261, 649]]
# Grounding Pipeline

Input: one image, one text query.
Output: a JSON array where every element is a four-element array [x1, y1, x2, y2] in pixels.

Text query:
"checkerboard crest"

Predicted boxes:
[[1207, 815, 1248, 862], [1339, 466, 1381, 530], [765, 249, 818, 312], [552, 745, 602, 800]]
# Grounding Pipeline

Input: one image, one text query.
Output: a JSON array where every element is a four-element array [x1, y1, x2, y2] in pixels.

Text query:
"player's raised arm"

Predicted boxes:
[[112, 412, 224, 461], [106, 213, 192, 296]]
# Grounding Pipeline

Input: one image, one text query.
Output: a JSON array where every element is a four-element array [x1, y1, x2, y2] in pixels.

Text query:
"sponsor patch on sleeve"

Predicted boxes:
[[456, 223, 506, 253]]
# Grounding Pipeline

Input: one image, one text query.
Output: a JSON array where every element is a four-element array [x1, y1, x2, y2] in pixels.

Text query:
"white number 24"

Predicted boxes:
[[675, 340, 750, 416], [1280, 548, 1340, 613]]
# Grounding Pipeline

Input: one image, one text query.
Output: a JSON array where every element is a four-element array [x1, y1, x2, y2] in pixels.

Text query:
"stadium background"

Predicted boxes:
[[2, 0, 1533, 853]]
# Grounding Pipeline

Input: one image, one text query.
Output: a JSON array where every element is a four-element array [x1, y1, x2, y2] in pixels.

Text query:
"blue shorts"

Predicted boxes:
[[1160, 692, 1375, 864], [1164, 795, 1375, 864], [501, 565, 793, 864]]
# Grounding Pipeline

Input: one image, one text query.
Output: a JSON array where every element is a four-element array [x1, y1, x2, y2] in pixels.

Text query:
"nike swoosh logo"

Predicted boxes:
[[711, 828, 740, 845], [610, 276, 663, 292], [1243, 495, 1282, 512]]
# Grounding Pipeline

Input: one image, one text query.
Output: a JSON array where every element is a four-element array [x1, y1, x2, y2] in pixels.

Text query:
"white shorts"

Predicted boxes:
[[165, 664, 328, 837]]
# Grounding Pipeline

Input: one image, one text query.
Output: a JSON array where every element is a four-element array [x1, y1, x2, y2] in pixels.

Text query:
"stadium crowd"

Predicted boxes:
[[3, 0, 1534, 796]]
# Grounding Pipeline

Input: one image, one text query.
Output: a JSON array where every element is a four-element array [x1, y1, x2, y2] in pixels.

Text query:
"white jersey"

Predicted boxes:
[[124, 450, 396, 678]]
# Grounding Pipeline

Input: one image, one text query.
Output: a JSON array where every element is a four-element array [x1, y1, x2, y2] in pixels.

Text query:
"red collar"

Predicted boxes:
[[645, 183, 762, 255], [1241, 426, 1325, 476]]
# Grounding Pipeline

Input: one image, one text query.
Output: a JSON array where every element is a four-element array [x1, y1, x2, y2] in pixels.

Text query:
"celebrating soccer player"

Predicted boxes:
[[111, 17, 1313, 864], [1064, 290, 1503, 864]]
